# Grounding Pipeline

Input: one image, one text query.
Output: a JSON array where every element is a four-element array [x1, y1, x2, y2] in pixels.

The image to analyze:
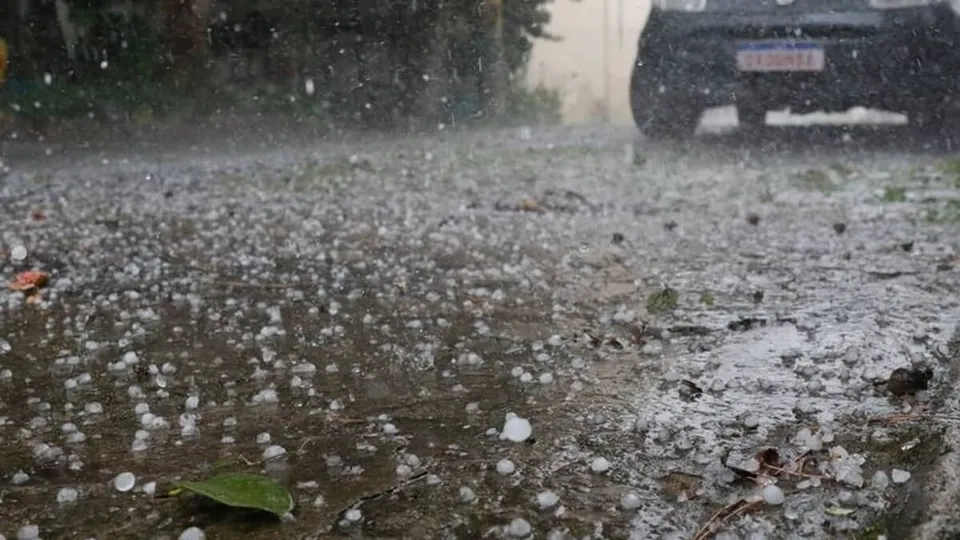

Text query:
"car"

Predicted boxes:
[[629, 0, 960, 138]]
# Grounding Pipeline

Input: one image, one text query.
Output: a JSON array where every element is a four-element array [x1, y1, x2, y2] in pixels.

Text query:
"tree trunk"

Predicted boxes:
[[158, 0, 212, 90], [416, 6, 453, 128]]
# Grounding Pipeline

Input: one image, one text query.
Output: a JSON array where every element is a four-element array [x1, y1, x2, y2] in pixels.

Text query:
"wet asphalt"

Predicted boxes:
[[1, 115, 960, 540]]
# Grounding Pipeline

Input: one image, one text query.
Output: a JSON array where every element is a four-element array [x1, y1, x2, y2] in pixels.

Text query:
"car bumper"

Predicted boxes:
[[637, 4, 960, 109]]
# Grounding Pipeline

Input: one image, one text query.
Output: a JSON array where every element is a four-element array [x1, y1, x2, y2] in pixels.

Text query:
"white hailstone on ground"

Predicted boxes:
[[519, 372, 533, 383], [590, 457, 612, 474], [185, 396, 200, 409], [426, 474, 442, 486], [891, 469, 911, 484], [252, 389, 279, 404], [539, 373, 554, 385], [56, 487, 79, 503], [506, 518, 532, 538], [382, 423, 398, 435], [496, 459, 516, 475], [114, 472, 136, 492], [871, 470, 890, 490], [396, 464, 413, 479], [500, 415, 532, 443], [763, 485, 786, 505], [143, 481, 157, 497], [536, 490, 559, 509], [263, 445, 287, 460], [123, 351, 139, 365], [344, 508, 363, 522], [178, 526, 206, 540], [621, 492, 643, 510], [459, 486, 477, 503], [17, 524, 40, 540], [256, 432, 271, 444], [10, 245, 28, 261]]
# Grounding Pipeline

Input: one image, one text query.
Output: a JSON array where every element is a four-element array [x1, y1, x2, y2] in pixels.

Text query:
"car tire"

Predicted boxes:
[[737, 104, 767, 130], [629, 62, 701, 140], [909, 106, 960, 135]]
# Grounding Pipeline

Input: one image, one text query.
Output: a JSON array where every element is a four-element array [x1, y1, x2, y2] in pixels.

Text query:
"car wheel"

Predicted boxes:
[[737, 104, 767, 130], [629, 63, 701, 140], [909, 106, 960, 135]]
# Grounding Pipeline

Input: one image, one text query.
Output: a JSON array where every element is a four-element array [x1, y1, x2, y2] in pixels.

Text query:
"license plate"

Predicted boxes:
[[736, 41, 824, 72]]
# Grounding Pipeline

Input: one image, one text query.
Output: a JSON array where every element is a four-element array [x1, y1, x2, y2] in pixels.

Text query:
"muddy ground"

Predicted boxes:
[[2, 116, 960, 540]]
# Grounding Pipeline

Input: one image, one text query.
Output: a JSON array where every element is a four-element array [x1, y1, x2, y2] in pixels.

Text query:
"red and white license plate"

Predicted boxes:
[[736, 41, 825, 72]]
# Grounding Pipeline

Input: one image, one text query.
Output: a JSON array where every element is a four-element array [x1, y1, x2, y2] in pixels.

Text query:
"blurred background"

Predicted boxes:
[[0, 0, 651, 136], [529, 0, 648, 125]]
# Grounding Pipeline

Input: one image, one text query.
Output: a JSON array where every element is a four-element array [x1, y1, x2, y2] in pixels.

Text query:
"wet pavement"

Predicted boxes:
[[2, 116, 960, 540]]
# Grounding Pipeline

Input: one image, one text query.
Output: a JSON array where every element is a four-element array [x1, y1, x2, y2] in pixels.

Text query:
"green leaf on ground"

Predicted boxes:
[[882, 186, 907, 203], [647, 287, 679, 314], [792, 168, 838, 193], [176, 473, 294, 519]]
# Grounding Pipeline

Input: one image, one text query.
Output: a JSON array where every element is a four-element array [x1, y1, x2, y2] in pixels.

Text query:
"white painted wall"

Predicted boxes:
[[527, 0, 651, 125]]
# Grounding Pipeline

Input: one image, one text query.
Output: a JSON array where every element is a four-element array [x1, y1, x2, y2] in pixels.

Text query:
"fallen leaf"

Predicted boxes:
[[8, 270, 49, 293], [175, 472, 294, 519], [824, 505, 856, 517], [646, 287, 679, 314]]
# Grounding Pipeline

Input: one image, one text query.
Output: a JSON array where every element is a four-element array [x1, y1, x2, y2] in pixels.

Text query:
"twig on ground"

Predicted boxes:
[[692, 498, 763, 540], [212, 279, 296, 289]]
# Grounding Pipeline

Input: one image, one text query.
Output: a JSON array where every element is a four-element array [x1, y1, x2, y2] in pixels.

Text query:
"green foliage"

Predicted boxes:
[[647, 287, 679, 314], [504, 82, 562, 124], [882, 186, 907, 203], [2, 0, 560, 126]]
